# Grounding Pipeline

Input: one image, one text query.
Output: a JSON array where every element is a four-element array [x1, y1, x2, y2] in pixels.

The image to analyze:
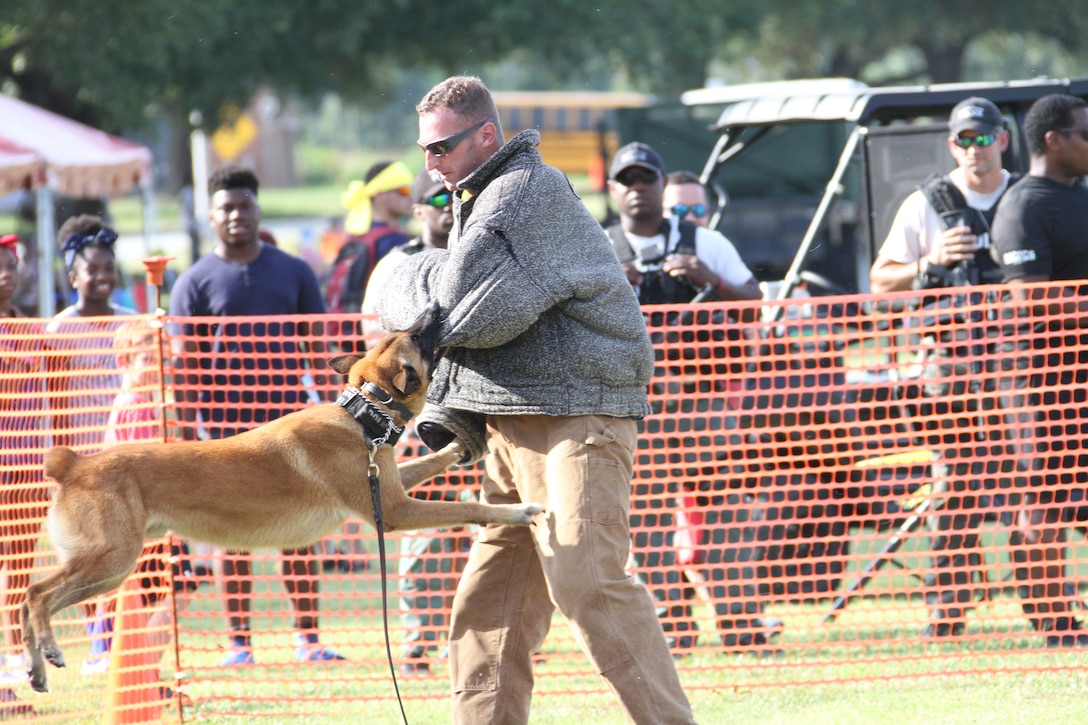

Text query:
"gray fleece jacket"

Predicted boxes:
[[378, 129, 653, 420]]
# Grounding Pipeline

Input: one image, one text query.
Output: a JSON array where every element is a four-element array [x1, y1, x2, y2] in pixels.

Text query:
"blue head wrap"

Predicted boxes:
[[61, 228, 117, 270]]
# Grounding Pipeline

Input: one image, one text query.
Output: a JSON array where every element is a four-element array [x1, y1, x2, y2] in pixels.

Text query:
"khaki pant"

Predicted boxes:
[[448, 414, 695, 725]]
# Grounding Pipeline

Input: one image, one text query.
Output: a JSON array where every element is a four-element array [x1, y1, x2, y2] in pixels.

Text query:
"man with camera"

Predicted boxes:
[[606, 142, 758, 304], [606, 142, 767, 655], [869, 97, 1017, 639]]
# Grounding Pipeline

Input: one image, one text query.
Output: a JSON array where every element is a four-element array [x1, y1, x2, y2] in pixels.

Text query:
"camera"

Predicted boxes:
[[633, 239, 666, 273]]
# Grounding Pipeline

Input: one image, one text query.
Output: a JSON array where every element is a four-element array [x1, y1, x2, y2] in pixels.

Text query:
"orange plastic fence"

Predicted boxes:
[[1, 285, 1086, 721]]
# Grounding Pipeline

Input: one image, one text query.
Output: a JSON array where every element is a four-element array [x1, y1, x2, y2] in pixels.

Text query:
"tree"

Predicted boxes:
[[731, 1, 1088, 85]]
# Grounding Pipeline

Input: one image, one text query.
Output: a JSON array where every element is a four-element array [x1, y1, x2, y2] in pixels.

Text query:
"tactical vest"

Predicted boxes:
[[606, 219, 699, 304], [917, 172, 1020, 286]]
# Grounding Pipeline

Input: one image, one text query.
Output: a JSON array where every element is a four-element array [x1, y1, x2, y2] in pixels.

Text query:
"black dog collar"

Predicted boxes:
[[335, 385, 405, 446], [360, 382, 415, 422]]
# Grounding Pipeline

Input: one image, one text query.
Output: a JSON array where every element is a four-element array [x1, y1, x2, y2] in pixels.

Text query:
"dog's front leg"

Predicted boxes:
[[397, 441, 468, 491]]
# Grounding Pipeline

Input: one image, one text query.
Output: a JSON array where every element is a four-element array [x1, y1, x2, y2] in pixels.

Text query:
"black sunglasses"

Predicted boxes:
[[953, 132, 997, 149], [421, 191, 453, 209], [614, 168, 660, 187], [1059, 126, 1088, 142], [671, 203, 707, 219], [418, 117, 491, 157]]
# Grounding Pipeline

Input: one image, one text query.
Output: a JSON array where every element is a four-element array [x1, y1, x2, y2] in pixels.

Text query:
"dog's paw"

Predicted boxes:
[[511, 502, 543, 525], [41, 643, 65, 670], [28, 666, 49, 693], [439, 440, 473, 466]]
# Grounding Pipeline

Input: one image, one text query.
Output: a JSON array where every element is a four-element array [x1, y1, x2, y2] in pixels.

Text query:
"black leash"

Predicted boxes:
[[338, 385, 410, 724], [366, 445, 409, 725]]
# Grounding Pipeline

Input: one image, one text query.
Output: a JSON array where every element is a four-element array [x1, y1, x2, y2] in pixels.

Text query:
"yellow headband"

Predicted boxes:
[[341, 161, 414, 234]]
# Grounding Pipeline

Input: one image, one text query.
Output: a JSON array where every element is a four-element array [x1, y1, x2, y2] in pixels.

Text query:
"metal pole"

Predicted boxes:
[[35, 185, 56, 317], [189, 110, 209, 265]]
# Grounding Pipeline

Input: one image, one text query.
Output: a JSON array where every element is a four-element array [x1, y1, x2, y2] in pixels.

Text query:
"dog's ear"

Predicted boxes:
[[391, 364, 422, 397], [328, 354, 362, 376]]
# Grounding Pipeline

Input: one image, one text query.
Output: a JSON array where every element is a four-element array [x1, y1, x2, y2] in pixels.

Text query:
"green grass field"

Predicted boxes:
[[30, 523, 1085, 725]]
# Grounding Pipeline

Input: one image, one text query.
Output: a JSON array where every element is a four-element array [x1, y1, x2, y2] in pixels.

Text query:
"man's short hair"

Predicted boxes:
[[209, 164, 259, 195], [417, 75, 502, 136], [1024, 94, 1088, 156], [665, 170, 702, 186]]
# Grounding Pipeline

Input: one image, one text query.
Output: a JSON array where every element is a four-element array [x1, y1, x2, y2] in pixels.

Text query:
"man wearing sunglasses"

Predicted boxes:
[[606, 142, 759, 305], [662, 170, 712, 228], [869, 97, 1018, 642], [378, 76, 695, 724], [871, 97, 1013, 294], [991, 93, 1088, 648], [326, 161, 414, 315], [363, 168, 453, 318], [362, 169, 469, 676], [605, 143, 774, 658]]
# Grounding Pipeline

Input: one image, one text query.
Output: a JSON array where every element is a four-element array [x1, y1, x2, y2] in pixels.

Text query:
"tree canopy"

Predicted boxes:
[[2, 2, 1085, 139]]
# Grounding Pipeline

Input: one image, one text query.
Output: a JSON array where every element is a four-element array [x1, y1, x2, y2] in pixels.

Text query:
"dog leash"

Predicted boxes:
[[366, 439, 410, 725]]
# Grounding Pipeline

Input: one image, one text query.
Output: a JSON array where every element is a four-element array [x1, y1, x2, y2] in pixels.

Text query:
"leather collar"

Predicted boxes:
[[335, 384, 406, 446]]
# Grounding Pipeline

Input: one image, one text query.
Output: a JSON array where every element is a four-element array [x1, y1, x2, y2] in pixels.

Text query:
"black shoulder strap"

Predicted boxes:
[[605, 223, 636, 264], [918, 173, 967, 217], [921, 171, 1021, 228], [675, 220, 697, 255]]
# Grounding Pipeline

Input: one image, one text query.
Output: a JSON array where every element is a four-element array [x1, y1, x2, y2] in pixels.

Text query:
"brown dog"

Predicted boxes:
[[21, 304, 541, 692]]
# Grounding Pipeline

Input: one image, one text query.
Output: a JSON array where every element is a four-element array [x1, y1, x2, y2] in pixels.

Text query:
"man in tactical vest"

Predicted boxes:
[[606, 142, 758, 305], [606, 142, 768, 655], [870, 97, 1017, 639], [871, 97, 1014, 293]]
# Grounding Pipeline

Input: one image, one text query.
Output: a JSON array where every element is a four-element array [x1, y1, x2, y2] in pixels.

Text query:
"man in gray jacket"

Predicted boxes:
[[378, 76, 696, 725]]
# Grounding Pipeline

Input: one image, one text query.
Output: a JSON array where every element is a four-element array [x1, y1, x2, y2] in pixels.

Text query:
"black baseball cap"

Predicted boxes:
[[411, 168, 446, 204], [609, 142, 666, 180], [948, 97, 1004, 136]]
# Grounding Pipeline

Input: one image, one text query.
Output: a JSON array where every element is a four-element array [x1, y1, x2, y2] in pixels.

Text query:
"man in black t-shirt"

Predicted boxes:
[[991, 92, 1088, 648]]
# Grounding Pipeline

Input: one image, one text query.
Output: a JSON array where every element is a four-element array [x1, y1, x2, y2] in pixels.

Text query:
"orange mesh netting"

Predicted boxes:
[[1, 286, 1086, 720]]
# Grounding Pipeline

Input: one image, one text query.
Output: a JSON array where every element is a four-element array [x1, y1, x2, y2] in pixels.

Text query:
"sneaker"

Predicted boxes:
[[0, 653, 26, 685], [293, 632, 346, 663], [296, 645, 347, 662], [0, 687, 32, 716], [219, 647, 255, 666], [81, 657, 111, 675]]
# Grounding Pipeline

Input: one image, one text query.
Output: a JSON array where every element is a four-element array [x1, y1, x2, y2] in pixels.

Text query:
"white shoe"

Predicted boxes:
[[81, 658, 110, 675], [0, 653, 26, 685]]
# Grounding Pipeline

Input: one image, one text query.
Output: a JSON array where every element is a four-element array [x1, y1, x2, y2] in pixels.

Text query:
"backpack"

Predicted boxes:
[[324, 225, 399, 313]]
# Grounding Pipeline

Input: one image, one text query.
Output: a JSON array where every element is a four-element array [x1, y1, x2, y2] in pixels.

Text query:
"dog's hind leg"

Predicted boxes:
[[22, 544, 142, 692]]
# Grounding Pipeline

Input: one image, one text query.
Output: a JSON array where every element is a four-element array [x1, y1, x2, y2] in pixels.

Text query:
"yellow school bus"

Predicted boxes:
[[491, 91, 652, 185]]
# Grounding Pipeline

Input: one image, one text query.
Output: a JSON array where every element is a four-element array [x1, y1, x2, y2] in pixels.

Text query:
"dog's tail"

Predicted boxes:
[[44, 446, 80, 484]]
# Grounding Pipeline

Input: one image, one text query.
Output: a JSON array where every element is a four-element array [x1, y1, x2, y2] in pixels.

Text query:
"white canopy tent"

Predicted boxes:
[[0, 93, 153, 315]]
